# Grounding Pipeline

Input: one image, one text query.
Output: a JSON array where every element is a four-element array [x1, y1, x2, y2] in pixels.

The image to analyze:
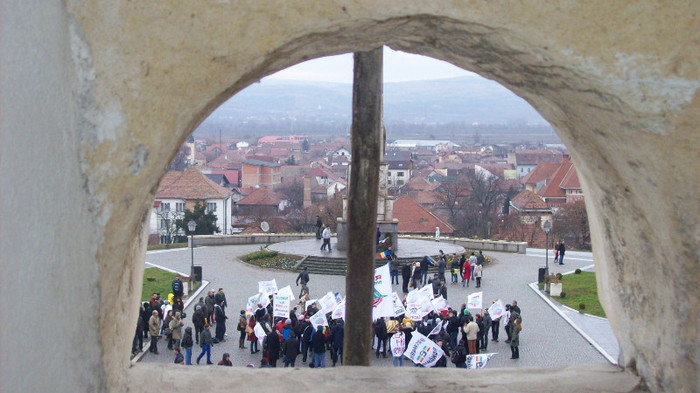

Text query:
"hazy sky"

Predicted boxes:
[[264, 47, 478, 84]]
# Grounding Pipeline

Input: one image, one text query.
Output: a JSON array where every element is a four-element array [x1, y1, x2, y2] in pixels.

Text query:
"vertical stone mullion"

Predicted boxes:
[[343, 48, 383, 366]]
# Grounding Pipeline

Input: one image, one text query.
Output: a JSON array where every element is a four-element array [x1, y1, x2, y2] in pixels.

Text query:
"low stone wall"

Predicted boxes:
[[194, 233, 526, 253], [194, 233, 315, 246]]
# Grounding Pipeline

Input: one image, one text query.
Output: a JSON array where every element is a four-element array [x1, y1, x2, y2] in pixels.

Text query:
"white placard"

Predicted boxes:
[[403, 331, 444, 367], [258, 279, 278, 296], [273, 294, 290, 319]]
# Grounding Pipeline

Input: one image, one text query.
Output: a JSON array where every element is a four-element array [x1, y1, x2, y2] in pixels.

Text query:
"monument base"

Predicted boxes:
[[336, 218, 398, 252]]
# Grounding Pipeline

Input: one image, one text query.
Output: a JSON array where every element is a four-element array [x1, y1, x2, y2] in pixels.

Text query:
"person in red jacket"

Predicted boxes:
[[461, 261, 472, 287]]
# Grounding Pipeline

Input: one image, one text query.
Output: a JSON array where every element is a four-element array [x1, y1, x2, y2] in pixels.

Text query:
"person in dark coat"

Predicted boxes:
[[213, 302, 227, 342], [311, 325, 327, 368], [140, 302, 151, 339], [180, 326, 194, 365], [192, 305, 206, 344], [266, 329, 281, 367], [330, 319, 344, 366], [375, 318, 388, 358], [282, 331, 300, 367], [401, 262, 411, 293]]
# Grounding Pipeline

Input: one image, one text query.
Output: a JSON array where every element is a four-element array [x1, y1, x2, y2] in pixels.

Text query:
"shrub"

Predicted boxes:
[[242, 247, 278, 262], [574, 268, 582, 274], [559, 292, 566, 298], [556, 272, 563, 280], [579, 303, 586, 310]]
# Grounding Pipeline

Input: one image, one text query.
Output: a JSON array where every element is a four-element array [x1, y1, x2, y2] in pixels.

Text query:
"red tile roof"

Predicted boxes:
[[538, 159, 572, 199], [559, 166, 581, 189], [211, 170, 240, 186], [521, 163, 559, 185], [513, 150, 563, 165], [237, 187, 282, 206], [511, 190, 550, 211], [393, 195, 454, 234], [156, 168, 232, 199], [404, 176, 441, 192]]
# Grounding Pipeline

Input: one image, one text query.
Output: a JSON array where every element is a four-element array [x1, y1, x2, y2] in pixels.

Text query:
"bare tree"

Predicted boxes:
[[434, 175, 471, 222], [154, 206, 185, 244], [552, 199, 590, 250]]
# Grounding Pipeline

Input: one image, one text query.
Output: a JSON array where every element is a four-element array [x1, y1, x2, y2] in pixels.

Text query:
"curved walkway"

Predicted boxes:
[[137, 244, 615, 369]]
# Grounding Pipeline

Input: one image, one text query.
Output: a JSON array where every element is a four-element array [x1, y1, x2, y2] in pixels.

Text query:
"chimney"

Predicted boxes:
[[303, 176, 312, 208]]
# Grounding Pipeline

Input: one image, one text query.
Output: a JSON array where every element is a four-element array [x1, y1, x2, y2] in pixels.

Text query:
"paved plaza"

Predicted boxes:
[[267, 237, 465, 259], [139, 241, 615, 369]]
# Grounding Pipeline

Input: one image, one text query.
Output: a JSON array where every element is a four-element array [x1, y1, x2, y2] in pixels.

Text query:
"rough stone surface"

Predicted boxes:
[[1, 1, 698, 392]]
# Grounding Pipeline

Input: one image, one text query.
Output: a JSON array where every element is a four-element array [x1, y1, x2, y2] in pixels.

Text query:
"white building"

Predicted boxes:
[[151, 167, 233, 241]]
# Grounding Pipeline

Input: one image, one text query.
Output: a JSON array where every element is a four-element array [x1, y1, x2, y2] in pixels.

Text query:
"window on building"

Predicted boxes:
[[206, 202, 217, 213], [161, 202, 170, 212], [397, 180, 404, 185], [160, 219, 169, 230], [388, 180, 392, 185], [176, 202, 185, 212], [397, 172, 404, 177]]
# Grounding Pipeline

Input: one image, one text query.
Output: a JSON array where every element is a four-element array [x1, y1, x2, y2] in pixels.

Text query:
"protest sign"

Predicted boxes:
[[391, 292, 406, 317], [428, 319, 443, 337], [246, 293, 262, 314], [273, 293, 290, 319], [258, 292, 271, 308], [390, 331, 406, 357], [253, 322, 266, 342], [403, 331, 444, 367], [318, 291, 337, 313], [372, 263, 394, 319], [332, 300, 345, 320], [465, 353, 496, 369], [488, 299, 505, 320], [431, 296, 449, 312], [405, 302, 424, 321], [309, 310, 328, 327], [276, 285, 295, 302], [467, 292, 483, 310], [258, 279, 278, 296]]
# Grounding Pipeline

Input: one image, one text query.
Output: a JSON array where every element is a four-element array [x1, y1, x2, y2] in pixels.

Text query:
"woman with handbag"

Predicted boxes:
[[247, 315, 259, 354]]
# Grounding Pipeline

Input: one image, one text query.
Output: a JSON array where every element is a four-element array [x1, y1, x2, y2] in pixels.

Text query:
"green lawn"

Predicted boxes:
[[141, 267, 178, 302], [548, 271, 606, 318]]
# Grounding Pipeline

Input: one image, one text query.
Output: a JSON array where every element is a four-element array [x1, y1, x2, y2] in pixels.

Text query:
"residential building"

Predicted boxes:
[[384, 150, 413, 186], [507, 149, 563, 178], [241, 158, 282, 188], [151, 167, 233, 240]]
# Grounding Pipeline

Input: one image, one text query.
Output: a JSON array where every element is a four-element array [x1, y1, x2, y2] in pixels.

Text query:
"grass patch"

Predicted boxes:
[[544, 272, 605, 318], [241, 247, 300, 270], [147, 242, 188, 251], [142, 267, 178, 302]]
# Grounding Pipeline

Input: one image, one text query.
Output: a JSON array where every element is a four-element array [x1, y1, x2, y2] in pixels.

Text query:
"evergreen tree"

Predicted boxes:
[[176, 201, 220, 235]]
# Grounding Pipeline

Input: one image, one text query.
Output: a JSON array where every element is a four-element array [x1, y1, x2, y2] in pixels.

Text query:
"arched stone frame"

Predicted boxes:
[[6, 2, 696, 392]]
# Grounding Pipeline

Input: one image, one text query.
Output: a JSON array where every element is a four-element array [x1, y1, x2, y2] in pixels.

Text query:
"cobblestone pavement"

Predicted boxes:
[[139, 243, 609, 369]]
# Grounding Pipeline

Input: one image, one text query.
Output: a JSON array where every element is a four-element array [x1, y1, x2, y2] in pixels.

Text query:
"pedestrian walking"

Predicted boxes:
[[196, 324, 213, 365]]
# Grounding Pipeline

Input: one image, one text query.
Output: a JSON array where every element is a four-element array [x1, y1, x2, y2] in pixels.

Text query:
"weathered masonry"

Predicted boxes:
[[1, 1, 698, 392]]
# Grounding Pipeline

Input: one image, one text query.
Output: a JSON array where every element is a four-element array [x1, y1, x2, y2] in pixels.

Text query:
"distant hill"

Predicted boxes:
[[203, 76, 547, 130]]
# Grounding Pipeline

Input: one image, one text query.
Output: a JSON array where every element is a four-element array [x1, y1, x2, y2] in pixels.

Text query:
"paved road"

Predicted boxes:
[[139, 244, 610, 369]]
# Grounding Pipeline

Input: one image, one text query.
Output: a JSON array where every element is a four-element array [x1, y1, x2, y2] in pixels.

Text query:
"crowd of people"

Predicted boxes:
[[133, 245, 527, 368]]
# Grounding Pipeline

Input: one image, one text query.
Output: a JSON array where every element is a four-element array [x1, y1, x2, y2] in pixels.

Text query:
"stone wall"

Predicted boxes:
[[1, 1, 698, 392]]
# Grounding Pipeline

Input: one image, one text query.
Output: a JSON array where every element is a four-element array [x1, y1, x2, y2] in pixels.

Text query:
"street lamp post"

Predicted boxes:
[[187, 219, 196, 282], [543, 220, 552, 285]]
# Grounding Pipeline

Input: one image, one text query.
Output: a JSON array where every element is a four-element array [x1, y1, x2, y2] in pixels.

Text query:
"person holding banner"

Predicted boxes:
[[401, 262, 411, 293], [390, 326, 405, 367], [481, 310, 492, 351]]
